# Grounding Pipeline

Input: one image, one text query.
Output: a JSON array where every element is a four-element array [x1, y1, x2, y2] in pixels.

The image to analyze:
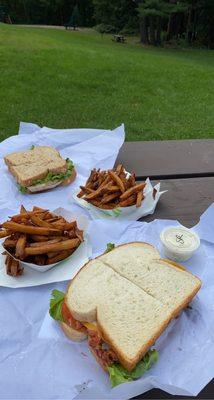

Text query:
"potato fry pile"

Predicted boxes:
[[0, 206, 83, 276], [78, 165, 146, 209]]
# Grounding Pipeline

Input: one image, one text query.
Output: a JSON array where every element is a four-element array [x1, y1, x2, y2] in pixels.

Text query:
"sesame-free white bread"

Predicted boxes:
[[100, 242, 201, 313], [66, 258, 172, 371], [65, 242, 201, 371]]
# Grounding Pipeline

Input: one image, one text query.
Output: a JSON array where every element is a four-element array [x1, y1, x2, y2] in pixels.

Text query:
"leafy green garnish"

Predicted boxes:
[[107, 349, 158, 387], [49, 289, 65, 322], [18, 184, 28, 194], [19, 158, 74, 192], [30, 145, 35, 150], [105, 243, 115, 253]]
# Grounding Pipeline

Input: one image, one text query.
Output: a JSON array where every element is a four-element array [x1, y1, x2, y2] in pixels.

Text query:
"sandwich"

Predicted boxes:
[[4, 146, 76, 194], [49, 242, 201, 387]]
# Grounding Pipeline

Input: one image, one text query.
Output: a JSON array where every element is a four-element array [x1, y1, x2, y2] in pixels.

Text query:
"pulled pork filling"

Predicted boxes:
[[87, 329, 118, 368]]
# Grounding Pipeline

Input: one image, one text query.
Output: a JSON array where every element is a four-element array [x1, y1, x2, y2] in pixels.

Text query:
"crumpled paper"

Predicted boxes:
[[38, 207, 214, 399], [0, 208, 91, 288], [0, 122, 125, 222], [73, 178, 166, 221]]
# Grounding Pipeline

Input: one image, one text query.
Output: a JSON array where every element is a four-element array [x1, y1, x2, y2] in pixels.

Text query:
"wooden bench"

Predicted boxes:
[[113, 34, 126, 43], [115, 139, 214, 399]]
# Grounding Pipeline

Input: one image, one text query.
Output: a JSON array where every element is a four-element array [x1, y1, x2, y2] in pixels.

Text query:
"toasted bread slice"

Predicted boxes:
[[64, 242, 201, 371]]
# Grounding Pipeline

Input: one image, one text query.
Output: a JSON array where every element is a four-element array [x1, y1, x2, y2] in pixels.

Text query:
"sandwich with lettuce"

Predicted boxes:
[[49, 242, 201, 387], [4, 146, 76, 194]]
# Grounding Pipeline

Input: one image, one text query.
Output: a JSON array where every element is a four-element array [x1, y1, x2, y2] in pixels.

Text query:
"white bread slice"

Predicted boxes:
[[100, 242, 201, 313], [4, 146, 67, 186], [65, 258, 172, 371], [64, 242, 201, 371], [61, 322, 87, 342]]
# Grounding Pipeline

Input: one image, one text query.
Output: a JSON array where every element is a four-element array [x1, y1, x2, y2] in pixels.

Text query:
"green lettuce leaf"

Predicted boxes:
[[107, 349, 158, 388], [19, 158, 74, 192], [18, 184, 28, 194], [49, 289, 65, 322], [105, 243, 115, 253], [32, 158, 74, 186]]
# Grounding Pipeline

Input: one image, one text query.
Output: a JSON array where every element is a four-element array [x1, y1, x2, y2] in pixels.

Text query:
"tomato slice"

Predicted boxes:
[[61, 302, 86, 333]]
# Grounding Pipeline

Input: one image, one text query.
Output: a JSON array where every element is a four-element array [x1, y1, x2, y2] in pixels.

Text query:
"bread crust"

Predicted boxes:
[[64, 242, 201, 371], [25, 168, 76, 194], [61, 322, 87, 342]]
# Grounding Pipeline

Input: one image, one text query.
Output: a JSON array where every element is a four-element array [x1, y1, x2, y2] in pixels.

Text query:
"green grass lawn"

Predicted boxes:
[[0, 23, 213, 142]]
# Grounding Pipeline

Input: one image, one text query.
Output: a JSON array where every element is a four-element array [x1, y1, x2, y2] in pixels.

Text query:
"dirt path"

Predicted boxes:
[[14, 25, 92, 32]]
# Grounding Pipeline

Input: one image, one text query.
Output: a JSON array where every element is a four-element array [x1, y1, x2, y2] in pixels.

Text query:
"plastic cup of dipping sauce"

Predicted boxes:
[[160, 226, 200, 262]]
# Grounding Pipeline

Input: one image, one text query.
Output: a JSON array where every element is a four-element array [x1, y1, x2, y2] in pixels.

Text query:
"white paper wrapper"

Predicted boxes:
[[0, 208, 92, 288], [73, 178, 166, 221], [0, 122, 125, 222], [38, 212, 214, 399]]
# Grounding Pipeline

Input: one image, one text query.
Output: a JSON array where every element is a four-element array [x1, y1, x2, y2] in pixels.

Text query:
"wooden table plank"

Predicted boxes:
[[142, 177, 214, 227], [116, 140, 214, 179]]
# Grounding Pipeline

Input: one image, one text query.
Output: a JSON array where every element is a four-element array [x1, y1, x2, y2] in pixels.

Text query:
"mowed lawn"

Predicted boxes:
[[0, 23, 213, 142]]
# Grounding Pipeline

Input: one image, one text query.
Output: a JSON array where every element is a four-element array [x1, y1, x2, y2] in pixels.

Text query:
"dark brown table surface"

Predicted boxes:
[[115, 140, 214, 399]]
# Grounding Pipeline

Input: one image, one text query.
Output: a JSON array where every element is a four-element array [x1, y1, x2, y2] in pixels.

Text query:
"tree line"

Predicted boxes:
[[1, 0, 214, 48]]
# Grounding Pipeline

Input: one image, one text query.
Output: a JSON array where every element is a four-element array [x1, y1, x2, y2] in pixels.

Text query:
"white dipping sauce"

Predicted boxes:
[[160, 226, 200, 262]]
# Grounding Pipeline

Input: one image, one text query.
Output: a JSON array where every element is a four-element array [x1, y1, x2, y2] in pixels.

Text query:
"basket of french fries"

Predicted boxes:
[[73, 165, 164, 220], [0, 206, 85, 276]]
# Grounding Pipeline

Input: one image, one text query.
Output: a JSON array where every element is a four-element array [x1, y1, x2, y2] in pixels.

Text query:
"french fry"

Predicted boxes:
[[6, 254, 23, 276], [47, 251, 59, 259], [108, 170, 125, 193], [119, 182, 146, 201], [98, 203, 117, 209], [101, 192, 121, 204], [31, 235, 52, 242], [11, 210, 47, 222], [4, 238, 17, 248], [2, 221, 61, 236], [15, 234, 27, 259], [0, 229, 11, 238], [31, 215, 53, 228], [47, 250, 73, 265], [136, 191, 144, 208], [115, 164, 123, 174], [25, 238, 80, 256], [34, 255, 46, 265], [79, 165, 146, 210], [106, 185, 120, 193], [119, 195, 137, 207], [3, 206, 83, 274], [84, 182, 111, 200], [20, 205, 27, 214], [29, 238, 62, 248], [153, 188, 157, 200]]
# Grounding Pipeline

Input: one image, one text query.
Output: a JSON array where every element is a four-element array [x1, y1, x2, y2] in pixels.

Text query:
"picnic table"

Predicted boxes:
[[113, 34, 126, 43], [116, 138, 214, 399]]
